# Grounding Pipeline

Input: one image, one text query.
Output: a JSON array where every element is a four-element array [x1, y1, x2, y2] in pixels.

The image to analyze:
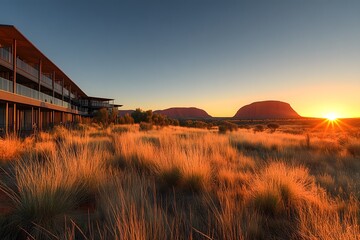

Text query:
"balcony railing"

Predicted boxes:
[[54, 82, 62, 93], [16, 58, 39, 77], [0, 76, 77, 110], [41, 74, 53, 88], [0, 77, 14, 92], [0, 48, 12, 63], [91, 102, 111, 108], [16, 83, 39, 99]]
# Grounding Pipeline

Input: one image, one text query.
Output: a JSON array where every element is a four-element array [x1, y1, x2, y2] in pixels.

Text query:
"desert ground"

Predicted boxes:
[[0, 119, 359, 239]]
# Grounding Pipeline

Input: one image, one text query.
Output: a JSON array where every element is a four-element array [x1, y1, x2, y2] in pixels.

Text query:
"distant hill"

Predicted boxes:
[[233, 100, 301, 119], [154, 107, 212, 119], [118, 110, 135, 117]]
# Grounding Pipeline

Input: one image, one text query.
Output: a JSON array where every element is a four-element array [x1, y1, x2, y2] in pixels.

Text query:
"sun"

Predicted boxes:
[[324, 113, 337, 121]]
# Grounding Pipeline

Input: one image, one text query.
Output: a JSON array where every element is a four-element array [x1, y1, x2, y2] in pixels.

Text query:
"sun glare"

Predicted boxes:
[[325, 113, 337, 121]]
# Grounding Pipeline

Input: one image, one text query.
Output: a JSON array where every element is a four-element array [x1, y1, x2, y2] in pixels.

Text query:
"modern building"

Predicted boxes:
[[0, 25, 121, 135]]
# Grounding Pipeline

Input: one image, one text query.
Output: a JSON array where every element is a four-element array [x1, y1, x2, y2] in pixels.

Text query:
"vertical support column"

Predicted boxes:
[[38, 59, 42, 99], [31, 107, 34, 127], [52, 110, 55, 125], [5, 102, 8, 134], [38, 107, 42, 131], [52, 71, 55, 100], [12, 39, 17, 94], [13, 104, 16, 132], [62, 79, 64, 105], [69, 85, 72, 109]]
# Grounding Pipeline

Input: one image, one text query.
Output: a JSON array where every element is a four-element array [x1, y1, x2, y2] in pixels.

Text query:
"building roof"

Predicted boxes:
[[86, 96, 114, 101], [0, 24, 87, 97]]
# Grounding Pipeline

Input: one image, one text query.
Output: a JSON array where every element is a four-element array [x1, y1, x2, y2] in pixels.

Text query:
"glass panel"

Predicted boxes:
[[0, 48, 12, 63], [16, 58, 39, 77], [41, 74, 53, 88], [16, 84, 39, 99], [0, 77, 13, 92], [53, 98, 63, 106], [39, 91, 53, 103], [54, 82, 62, 93], [63, 101, 71, 108]]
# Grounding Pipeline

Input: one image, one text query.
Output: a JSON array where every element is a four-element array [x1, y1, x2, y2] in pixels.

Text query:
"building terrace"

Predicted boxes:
[[0, 25, 121, 135]]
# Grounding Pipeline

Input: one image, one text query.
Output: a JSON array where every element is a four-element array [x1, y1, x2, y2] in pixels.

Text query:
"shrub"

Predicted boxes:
[[95, 108, 109, 126], [119, 113, 135, 125], [253, 125, 264, 133], [139, 122, 153, 131], [131, 108, 150, 123], [267, 123, 280, 133], [112, 126, 130, 134], [218, 121, 238, 133], [218, 125, 228, 134]]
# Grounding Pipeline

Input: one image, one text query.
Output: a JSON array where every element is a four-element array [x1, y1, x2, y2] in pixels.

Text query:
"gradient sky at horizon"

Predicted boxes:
[[1, 0, 359, 118]]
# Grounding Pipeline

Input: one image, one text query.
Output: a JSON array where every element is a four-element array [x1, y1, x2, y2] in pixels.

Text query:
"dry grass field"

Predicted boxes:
[[0, 120, 359, 239]]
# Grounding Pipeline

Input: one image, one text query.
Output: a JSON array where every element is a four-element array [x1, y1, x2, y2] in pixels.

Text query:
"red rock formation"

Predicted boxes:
[[154, 107, 212, 119], [233, 101, 301, 119]]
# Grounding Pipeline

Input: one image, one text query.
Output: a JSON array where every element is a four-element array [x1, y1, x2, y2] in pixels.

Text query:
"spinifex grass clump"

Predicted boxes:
[[98, 172, 180, 240], [0, 135, 31, 162], [0, 135, 109, 239], [246, 162, 329, 239]]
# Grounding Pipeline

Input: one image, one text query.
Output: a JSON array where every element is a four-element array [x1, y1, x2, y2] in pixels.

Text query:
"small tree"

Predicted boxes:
[[95, 108, 109, 126], [109, 107, 119, 124], [253, 125, 264, 133], [267, 123, 279, 133], [131, 108, 147, 123], [124, 113, 134, 124]]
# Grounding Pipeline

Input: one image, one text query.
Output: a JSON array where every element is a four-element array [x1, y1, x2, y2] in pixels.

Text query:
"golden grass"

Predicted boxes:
[[0, 124, 359, 239]]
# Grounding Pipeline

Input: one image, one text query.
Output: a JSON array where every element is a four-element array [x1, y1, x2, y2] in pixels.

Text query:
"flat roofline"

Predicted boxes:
[[86, 96, 114, 101], [0, 24, 87, 97]]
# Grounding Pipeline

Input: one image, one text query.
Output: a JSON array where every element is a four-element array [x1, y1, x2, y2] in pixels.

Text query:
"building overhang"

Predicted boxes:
[[0, 24, 87, 97]]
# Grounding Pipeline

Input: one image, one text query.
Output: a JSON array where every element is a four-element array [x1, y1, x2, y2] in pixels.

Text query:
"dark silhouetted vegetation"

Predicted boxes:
[[131, 108, 179, 127], [267, 123, 280, 133], [253, 125, 264, 133], [218, 121, 238, 133]]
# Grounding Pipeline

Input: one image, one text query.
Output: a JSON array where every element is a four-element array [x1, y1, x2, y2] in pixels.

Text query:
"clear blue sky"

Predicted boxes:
[[1, 0, 360, 117]]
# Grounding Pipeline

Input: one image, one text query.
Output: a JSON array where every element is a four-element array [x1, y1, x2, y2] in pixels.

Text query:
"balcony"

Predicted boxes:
[[0, 76, 13, 92], [17, 58, 39, 77], [0, 76, 74, 109], [54, 82, 62, 94], [41, 74, 52, 89], [0, 50, 74, 96], [64, 88, 69, 96]]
